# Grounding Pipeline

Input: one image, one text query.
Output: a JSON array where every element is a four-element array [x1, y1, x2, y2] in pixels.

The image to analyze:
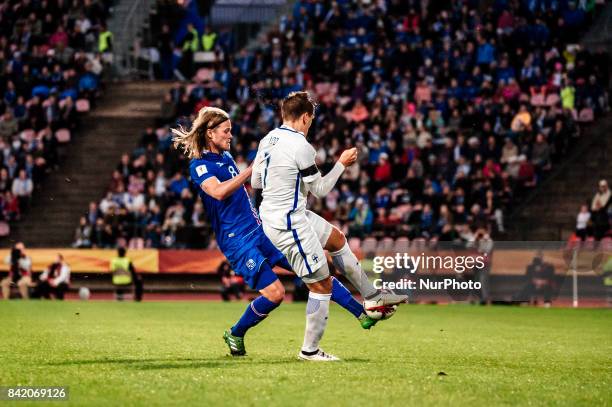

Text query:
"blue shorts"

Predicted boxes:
[[224, 228, 287, 290]]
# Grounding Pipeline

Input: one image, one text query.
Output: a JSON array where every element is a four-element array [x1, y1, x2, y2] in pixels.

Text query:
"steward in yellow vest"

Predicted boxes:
[[110, 247, 143, 301], [182, 24, 199, 53], [201, 27, 216, 52], [98, 24, 113, 53]]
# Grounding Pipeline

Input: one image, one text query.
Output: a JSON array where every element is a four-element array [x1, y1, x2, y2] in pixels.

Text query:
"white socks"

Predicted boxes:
[[302, 292, 331, 353], [331, 243, 379, 300]]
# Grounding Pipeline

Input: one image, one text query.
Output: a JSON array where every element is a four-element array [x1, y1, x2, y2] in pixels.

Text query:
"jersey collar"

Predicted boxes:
[[202, 151, 224, 161], [279, 124, 304, 136]]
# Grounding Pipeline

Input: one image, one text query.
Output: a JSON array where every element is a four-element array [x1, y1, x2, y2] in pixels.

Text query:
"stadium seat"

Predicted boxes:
[[577, 108, 594, 123], [411, 237, 428, 250], [545, 94, 560, 107], [0, 221, 10, 237], [362, 237, 377, 255], [193, 51, 217, 63], [129, 238, 145, 249], [76, 98, 90, 112], [195, 68, 215, 83], [348, 237, 361, 252], [377, 237, 395, 253], [394, 237, 410, 253], [55, 129, 71, 143], [530, 93, 545, 106]]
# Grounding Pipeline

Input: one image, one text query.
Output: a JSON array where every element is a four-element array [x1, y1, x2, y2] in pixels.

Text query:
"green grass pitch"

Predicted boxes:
[[1, 301, 611, 406]]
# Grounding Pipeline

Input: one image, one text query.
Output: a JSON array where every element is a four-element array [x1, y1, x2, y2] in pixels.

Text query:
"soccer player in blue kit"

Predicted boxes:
[[172, 106, 376, 358]]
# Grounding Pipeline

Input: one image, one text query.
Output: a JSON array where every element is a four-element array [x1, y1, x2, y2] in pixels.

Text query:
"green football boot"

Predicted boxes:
[[358, 314, 378, 330], [223, 330, 246, 356]]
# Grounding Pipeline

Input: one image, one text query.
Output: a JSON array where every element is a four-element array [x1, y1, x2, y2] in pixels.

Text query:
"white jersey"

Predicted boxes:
[[253, 125, 319, 231]]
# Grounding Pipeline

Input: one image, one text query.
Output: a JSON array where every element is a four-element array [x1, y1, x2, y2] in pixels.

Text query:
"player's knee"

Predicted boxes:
[[275, 282, 286, 302], [326, 227, 347, 252], [264, 283, 285, 303], [307, 276, 332, 294]]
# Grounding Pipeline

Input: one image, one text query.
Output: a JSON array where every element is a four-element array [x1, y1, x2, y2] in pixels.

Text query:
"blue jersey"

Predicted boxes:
[[189, 151, 261, 255]]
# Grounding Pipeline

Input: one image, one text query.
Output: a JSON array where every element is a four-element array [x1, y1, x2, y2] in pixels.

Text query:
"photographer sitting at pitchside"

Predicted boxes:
[[1, 242, 33, 300], [33, 254, 71, 300]]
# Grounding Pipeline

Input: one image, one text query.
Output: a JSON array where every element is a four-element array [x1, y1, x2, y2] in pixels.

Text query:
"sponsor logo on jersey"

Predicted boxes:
[[246, 259, 256, 270]]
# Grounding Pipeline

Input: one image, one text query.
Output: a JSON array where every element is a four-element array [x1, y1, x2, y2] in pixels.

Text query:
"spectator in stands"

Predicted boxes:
[[1, 242, 33, 300], [33, 254, 71, 300], [591, 180, 611, 239], [348, 198, 373, 239], [0, 0, 111, 235], [83, 0, 609, 249], [74, 216, 92, 248], [157, 24, 174, 80], [218, 260, 245, 301], [575, 204, 591, 241], [11, 170, 33, 213]]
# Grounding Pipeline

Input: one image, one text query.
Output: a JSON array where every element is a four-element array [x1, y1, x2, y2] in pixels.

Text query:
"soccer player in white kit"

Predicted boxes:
[[252, 91, 407, 361]]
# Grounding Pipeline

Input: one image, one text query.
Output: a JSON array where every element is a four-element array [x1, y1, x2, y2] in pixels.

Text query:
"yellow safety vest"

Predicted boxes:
[[182, 27, 199, 52], [110, 257, 132, 285], [201, 32, 216, 51], [98, 31, 113, 53], [603, 256, 612, 287]]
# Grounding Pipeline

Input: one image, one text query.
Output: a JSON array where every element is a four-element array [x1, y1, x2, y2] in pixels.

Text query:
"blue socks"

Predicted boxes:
[[231, 296, 280, 337], [331, 277, 365, 318]]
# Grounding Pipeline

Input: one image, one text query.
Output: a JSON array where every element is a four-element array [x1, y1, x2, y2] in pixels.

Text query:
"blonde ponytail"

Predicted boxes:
[[172, 106, 230, 159]]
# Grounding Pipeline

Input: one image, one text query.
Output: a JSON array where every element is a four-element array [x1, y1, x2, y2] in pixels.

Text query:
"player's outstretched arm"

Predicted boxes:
[[304, 148, 357, 199], [201, 165, 253, 201], [251, 151, 263, 189]]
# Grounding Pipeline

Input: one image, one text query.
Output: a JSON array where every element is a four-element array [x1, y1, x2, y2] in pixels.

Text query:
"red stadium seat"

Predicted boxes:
[[530, 93, 545, 106], [411, 237, 427, 251], [577, 108, 594, 123], [195, 68, 215, 83], [129, 238, 145, 249], [0, 221, 10, 237], [601, 237, 612, 251], [377, 237, 395, 253], [55, 128, 71, 143], [348, 237, 361, 252], [394, 237, 410, 253], [76, 98, 90, 112], [545, 93, 560, 107], [362, 237, 377, 255]]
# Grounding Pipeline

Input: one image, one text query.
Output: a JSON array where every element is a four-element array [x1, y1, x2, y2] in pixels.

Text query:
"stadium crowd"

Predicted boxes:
[[77, 0, 610, 249], [0, 0, 111, 229], [575, 179, 611, 241]]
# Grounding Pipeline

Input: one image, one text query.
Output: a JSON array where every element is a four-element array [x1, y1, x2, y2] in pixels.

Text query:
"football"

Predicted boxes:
[[364, 302, 398, 320]]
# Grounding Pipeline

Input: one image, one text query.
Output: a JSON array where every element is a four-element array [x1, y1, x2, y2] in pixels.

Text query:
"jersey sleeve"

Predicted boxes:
[[190, 161, 216, 187], [251, 149, 263, 189], [294, 141, 320, 183]]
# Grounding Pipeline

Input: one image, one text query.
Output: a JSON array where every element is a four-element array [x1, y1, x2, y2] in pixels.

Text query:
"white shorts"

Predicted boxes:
[[305, 210, 333, 247], [263, 220, 327, 282]]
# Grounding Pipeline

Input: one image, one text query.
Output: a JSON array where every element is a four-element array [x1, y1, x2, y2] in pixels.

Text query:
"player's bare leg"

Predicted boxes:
[[325, 227, 408, 308]]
